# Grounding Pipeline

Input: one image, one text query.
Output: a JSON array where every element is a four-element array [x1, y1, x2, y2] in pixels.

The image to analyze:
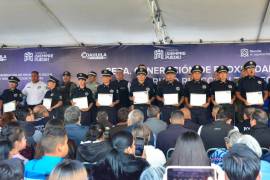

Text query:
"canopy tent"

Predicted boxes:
[[0, 0, 269, 47]]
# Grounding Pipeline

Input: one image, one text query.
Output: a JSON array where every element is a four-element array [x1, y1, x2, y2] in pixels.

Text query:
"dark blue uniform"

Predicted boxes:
[[44, 88, 62, 119], [185, 80, 211, 125], [130, 79, 155, 120], [71, 87, 94, 126], [111, 79, 130, 108], [157, 80, 184, 123], [96, 83, 119, 125], [0, 88, 23, 113]]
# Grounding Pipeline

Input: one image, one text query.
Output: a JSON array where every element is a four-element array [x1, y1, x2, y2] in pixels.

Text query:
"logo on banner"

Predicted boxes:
[[240, 49, 249, 58], [154, 49, 186, 60], [81, 51, 107, 60], [24, 51, 54, 62], [0, 54, 7, 62]]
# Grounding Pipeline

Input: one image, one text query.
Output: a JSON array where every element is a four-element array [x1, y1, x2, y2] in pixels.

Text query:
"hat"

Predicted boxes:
[[144, 145, 166, 167], [243, 61, 256, 69], [136, 68, 148, 76], [62, 71, 71, 76], [216, 65, 229, 73], [88, 71, 97, 77], [101, 69, 113, 76], [165, 66, 177, 74], [48, 75, 59, 83], [77, 73, 88, 80], [191, 65, 203, 73], [8, 76, 20, 83], [116, 68, 124, 72]]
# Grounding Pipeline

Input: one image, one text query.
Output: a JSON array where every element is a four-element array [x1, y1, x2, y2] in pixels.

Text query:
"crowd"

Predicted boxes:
[[0, 60, 270, 180]]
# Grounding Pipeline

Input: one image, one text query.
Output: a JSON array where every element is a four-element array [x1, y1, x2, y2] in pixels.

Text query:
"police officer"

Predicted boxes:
[[156, 66, 184, 123], [184, 65, 211, 125], [0, 76, 23, 114], [71, 73, 94, 126], [111, 68, 130, 108], [210, 65, 236, 123], [86, 71, 99, 99], [43, 75, 63, 119], [96, 69, 119, 125], [129, 68, 155, 119], [236, 61, 268, 108]]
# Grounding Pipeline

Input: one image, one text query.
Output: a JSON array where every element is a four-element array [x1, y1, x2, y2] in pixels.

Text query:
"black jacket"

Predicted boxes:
[[250, 123, 270, 148]]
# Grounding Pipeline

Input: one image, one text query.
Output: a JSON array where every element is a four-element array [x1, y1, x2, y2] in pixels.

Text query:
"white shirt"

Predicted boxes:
[[22, 81, 47, 105]]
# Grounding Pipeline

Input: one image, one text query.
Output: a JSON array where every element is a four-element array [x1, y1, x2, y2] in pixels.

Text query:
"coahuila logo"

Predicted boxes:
[[24, 51, 54, 62], [240, 48, 270, 58], [0, 54, 7, 62], [154, 49, 186, 60], [81, 51, 107, 60]]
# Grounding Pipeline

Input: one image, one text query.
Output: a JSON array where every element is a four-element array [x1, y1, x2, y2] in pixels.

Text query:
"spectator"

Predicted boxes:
[[199, 106, 235, 150], [167, 131, 210, 166], [132, 124, 166, 167], [223, 144, 261, 180], [126, 109, 144, 132], [22, 71, 47, 109], [0, 112, 16, 128], [180, 107, 200, 132], [93, 131, 149, 180], [249, 108, 270, 148], [48, 160, 88, 180], [144, 106, 167, 135], [110, 107, 129, 137], [44, 119, 65, 130], [237, 107, 255, 133], [30, 105, 50, 132], [156, 110, 191, 154], [1, 122, 28, 163], [76, 123, 112, 164], [24, 127, 68, 180], [64, 106, 88, 146], [0, 159, 24, 180], [0, 139, 12, 160], [140, 166, 165, 180], [96, 111, 112, 128]]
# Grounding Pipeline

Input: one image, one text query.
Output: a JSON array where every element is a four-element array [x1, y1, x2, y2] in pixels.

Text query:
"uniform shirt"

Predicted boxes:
[[22, 81, 47, 106], [0, 88, 23, 104], [111, 79, 130, 107], [96, 83, 119, 104], [59, 81, 76, 106], [70, 87, 94, 105], [210, 80, 236, 100], [86, 81, 99, 99], [236, 76, 267, 99], [157, 80, 184, 104], [184, 80, 210, 101], [130, 80, 156, 104], [44, 88, 62, 107]]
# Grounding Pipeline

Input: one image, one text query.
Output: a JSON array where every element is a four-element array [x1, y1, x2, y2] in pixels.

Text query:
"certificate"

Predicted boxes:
[[98, 94, 113, 106], [73, 97, 89, 109], [190, 93, 206, 106], [43, 98, 52, 110], [133, 91, 149, 104], [246, 92, 263, 105], [215, 91, 231, 104], [164, 93, 178, 105], [3, 100, 16, 113]]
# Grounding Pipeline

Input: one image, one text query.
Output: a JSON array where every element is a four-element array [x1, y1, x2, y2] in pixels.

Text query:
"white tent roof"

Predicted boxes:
[[0, 0, 269, 47]]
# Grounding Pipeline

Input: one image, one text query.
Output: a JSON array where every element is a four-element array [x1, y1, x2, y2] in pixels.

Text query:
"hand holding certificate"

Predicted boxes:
[[73, 97, 89, 109], [215, 91, 231, 104], [133, 91, 149, 104], [3, 100, 16, 113], [164, 93, 178, 105], [43, 98, 52, 110], [246, 92, 264, 105], [98, 94, 113, 106], [190, 93, 206, 107]]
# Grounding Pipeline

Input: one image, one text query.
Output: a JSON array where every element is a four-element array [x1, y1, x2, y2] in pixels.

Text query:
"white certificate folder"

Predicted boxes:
[[3, 100, 16, 113], [133, 91, 149, 104], [73, 97, 89, 109], [98, 94, 113, 106], [164, 94, 178, 105], [190, 93, 206, 106], [215, 91, 231, 104], [43, 98, 52, 109], [246, 92, 263, 105]]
